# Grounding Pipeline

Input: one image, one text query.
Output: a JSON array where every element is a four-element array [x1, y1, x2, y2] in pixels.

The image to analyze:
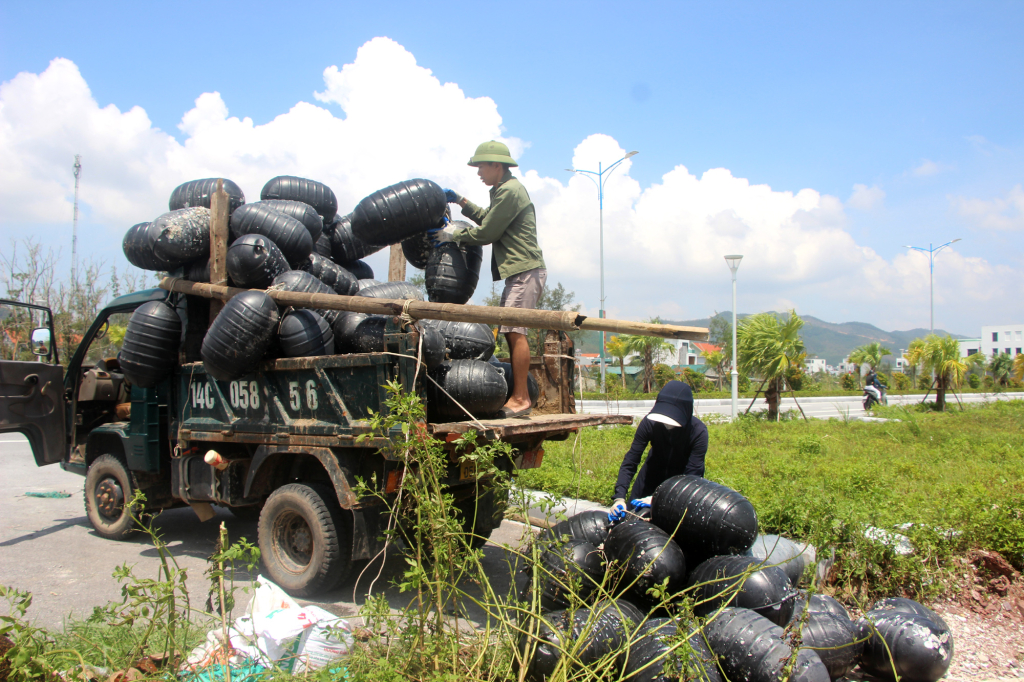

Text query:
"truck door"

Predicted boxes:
[[0, 300, 66, 465]]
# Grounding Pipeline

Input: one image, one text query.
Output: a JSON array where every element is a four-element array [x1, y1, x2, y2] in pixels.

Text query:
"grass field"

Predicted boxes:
[[518, 399, 1024, 598]]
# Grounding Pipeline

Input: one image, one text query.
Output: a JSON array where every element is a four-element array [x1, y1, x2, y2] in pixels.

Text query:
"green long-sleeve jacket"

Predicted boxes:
[[454, 170, 545, 281]]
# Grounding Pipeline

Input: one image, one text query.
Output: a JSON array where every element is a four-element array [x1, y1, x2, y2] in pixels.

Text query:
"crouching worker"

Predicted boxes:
[[608, 381, 708, 521]]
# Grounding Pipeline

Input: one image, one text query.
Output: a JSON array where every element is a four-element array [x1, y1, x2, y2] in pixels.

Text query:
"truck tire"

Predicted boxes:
[[84, 454, 140, 540], [258, 483, 351, 597]]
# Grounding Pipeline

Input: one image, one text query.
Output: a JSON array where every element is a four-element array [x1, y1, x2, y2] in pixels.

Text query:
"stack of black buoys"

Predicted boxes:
[[705, 608, 829, 682], [270, 271, 339, 326], [314, 233, 333, 257], [401, 230, 434, 270], [118, 301, 181, 388], [169, 178, 246, 213], [426, 239, 483, 304], [651, 475, 758, 562], [123, 222, 166, 271], [301, 253, 358, 296], [351, 178, 447, 247], [425, 320, 495, 361], [277, 309, 334, 357], [519, 599, 643, 682], [357, 278, 382, 291], [605, 520, 687, 607], [686, 556, 797, 625], [621, 618, 722, 682], [261, 176, 338, 223], [343, 260, 374, 281], [226, 234, 290, 289], [526, 537, 605, 611], [786, 591, 850, 624], [855, 598, 953, 682], [489, 358, 540, 404], [256, 199, 323, 242], [331, 312, 368, 353], [787, 611, 862, 679], [201, 291, 280, 381], [357, 281, 424, 301], [332, 314, 388, 354], [540, 510, 613, 547], [230, 203, 313, 267], [329, 213, 382, 263], [184, 259, 210, 283], [151, 208, 211, 270], [426, 360, 506, 420]]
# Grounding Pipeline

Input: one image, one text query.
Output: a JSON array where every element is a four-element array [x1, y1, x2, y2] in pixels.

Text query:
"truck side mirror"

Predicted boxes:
[[30, 327, 51, 356]]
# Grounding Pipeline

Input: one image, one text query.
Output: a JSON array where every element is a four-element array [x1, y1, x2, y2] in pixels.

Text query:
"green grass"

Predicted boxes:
[[519, 399, 1024, 599], [580, 386, 1024, 401]]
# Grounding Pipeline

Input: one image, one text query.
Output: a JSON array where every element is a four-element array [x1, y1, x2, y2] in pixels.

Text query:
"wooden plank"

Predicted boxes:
[[387, 243, 406, 282], [428, 413, 632, 438], [161, 277, 709, 341], [207, 179, 230, 321]]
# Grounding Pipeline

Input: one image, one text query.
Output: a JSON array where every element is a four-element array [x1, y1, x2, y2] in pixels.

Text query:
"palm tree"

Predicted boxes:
[[1014, 353, 1024, 383], [737, 310, 806, 420], [848, 342, 893, 373], [989, 353, 1014, 388], [703, 348, 727, 390], [621, 319, 675, 393], [910, 334, 968, 411], [605, 336, 630, 390]]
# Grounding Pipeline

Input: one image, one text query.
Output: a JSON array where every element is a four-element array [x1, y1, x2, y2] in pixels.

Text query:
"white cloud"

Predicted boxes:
[[950, 185, 1024, 232], [1, 39, 1020, 332], [847, 183, 885, 210], [910, 159, 952, 177]]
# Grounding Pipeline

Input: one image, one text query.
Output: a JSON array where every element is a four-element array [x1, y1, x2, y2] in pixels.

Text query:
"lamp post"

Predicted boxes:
[[902, 239, 961, 335], [725, 255, 743, 420], [567, 150, 639, 394]]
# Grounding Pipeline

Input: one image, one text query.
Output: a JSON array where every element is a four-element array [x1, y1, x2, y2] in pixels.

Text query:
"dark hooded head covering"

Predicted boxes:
[[649, 380, 694, 428]]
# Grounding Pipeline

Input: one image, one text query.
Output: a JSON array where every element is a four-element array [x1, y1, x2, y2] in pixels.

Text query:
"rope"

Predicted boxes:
[[398, 299, 416, 326]]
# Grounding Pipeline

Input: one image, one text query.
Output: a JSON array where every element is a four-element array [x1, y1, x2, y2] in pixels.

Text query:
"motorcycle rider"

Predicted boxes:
[[864, 368, 885, 406]]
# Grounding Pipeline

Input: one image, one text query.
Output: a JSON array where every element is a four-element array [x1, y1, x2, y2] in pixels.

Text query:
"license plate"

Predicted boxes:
[[459, 461, 476, 481]]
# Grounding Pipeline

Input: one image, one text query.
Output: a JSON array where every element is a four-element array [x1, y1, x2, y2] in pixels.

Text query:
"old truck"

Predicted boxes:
[[0, 287, 640, 596]]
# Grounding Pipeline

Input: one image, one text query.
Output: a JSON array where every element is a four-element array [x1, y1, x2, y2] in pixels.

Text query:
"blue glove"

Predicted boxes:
[[428, 223, 457, 247], [444, 188, 461, 203], [607, 498, 627, 522], [630, 498, 651, 511]]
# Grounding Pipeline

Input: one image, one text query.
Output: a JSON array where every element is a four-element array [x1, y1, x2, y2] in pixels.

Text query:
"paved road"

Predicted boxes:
[[579, 391, 1024, 421], [0, 433, 534, 631]]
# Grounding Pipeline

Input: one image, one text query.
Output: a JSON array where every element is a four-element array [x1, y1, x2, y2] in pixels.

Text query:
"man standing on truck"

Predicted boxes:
[[607, 381, 709, 521], [432, 140, 546, 419]]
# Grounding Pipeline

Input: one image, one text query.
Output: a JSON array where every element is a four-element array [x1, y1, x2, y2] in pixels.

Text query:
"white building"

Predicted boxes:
[[958, 338, 982, 358], [805, 357, 826, 374], [982, 325, 1024, 359]]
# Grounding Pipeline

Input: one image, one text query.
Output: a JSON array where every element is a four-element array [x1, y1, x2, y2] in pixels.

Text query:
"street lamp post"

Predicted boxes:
[[725, 255, 743, 420], [902, 239, 961, 335], [567, 150, 639, 394]]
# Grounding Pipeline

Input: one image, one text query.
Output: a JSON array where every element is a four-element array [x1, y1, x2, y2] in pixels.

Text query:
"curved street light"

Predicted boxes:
[[902, 239, 961, 335], [567, 150, 639, 393], [725, 255, 743, 419]]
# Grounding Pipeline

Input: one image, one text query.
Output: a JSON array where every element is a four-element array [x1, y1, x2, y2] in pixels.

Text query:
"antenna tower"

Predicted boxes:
[[72, 155, 82, 284]]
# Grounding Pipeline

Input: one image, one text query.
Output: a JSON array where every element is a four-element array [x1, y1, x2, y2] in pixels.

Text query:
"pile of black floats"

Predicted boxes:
[[118, 176, 502, 415], [517, 474, 954, 682]]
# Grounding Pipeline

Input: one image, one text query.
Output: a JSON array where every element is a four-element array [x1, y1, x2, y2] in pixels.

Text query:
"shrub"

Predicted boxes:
[[892, 372, 911, 391], [968, 373, 981, 389], [841, 373, 857, 390], [786, 366, 805, 391], [918, 373, 934, 390]]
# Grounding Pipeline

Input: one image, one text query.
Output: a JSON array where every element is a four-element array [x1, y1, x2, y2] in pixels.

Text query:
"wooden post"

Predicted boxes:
[[388, 243, 406, 282], [208, 179, 230, 322]]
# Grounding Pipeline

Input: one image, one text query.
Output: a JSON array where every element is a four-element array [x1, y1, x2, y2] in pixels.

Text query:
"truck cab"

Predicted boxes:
[[0, 289, 630, 596]]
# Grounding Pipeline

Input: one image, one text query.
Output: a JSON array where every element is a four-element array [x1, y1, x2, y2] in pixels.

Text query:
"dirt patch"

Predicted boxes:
[[0, 635, 11, 682]]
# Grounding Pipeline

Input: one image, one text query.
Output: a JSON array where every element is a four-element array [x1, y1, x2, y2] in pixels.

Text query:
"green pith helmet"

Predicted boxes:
[[468, 140, 518, 167]]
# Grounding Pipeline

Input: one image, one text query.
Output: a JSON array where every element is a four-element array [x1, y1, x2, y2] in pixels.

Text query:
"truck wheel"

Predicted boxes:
[[456, 484, 509, 550], [84, 454, 140, 540], [258, 483, 351, 597]]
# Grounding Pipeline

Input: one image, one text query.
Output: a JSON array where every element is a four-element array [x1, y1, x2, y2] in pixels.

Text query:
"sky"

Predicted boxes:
[[1, 1, 1022, 336]]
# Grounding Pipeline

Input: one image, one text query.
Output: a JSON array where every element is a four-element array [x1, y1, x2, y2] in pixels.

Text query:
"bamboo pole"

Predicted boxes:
[[160, 277, 709, 341]]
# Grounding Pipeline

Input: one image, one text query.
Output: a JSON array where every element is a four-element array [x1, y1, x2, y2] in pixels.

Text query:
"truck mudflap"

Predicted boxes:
[[0, 361, 67, 465]]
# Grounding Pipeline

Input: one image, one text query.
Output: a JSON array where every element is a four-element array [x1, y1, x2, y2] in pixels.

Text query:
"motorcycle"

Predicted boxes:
[[863, 384, 887, 410]]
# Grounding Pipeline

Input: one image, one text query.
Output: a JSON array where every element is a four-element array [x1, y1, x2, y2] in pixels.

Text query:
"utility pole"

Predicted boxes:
[[72, 155, 82, 285]]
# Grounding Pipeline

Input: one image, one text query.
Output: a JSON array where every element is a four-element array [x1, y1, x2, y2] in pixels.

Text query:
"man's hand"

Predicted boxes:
[[428, 223, 457, 246], [607, 498, 627, 522], [443, 188, 461, 204], [630, 497, 652, 511]]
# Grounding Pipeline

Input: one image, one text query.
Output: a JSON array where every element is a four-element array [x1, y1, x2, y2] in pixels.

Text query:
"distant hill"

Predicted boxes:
[[575, 313, 966, 366]]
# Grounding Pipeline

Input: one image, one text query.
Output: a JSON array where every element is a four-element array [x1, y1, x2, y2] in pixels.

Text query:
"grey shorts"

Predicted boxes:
[[499, 267, 547, 335]]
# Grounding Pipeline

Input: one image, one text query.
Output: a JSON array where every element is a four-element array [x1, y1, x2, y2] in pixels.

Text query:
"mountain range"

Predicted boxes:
[[576, 313, 966, 366]]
